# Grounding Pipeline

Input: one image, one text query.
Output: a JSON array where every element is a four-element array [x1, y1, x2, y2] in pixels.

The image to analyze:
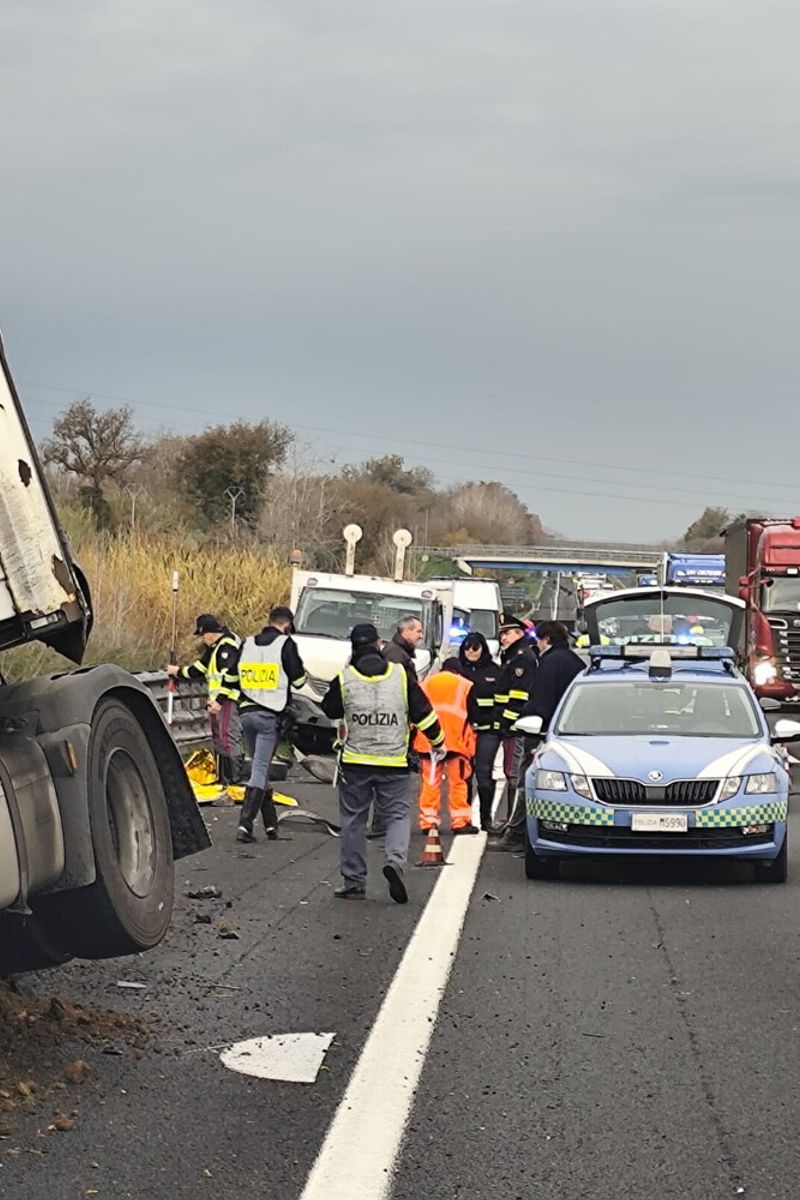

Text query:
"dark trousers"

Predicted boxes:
[[506, 735, 540, 839], [339, 768, 411, 887], [474, 731, 500, 829]]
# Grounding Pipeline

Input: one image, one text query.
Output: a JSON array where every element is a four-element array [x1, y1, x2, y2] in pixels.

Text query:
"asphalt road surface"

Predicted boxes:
[[4, 774, 800, 1199]]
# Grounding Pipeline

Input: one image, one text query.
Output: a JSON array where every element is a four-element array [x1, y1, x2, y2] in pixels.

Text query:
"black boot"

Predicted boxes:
[[237, 787, 263, 843], [218, 755, 233, 786], [478, 785, 496, 833], [261, 787, 279, 840]]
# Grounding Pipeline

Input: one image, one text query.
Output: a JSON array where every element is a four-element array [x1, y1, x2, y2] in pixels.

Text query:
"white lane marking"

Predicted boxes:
[[221, 1032, 336, 1084], [299, 833, 486, 1200]]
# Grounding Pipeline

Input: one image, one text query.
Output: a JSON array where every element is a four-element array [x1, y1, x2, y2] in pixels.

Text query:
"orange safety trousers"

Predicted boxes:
[[419, 754, 474, 830]]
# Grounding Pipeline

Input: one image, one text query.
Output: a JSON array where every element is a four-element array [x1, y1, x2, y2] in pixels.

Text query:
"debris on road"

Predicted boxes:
[[217, 923, 240, 940], [220, 1032, 337, 1083], [49, 1113, 76, 1132], [116, 981, 148, 991], [64, 1061, 90, 1084], [194, 914, 212, 925], [186, 885, 223, 900], [481, 892, 501, 902]]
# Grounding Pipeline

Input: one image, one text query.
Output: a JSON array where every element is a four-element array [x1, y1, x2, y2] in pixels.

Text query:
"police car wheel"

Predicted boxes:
[[525, 830, 561, 881], [753, 831, 788, 884]]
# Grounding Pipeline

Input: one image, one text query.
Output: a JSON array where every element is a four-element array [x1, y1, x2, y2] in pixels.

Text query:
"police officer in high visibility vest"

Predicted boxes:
[[321, 623, 445, 904], [234, 606, 307, 843], [167, 613, 245, 787]]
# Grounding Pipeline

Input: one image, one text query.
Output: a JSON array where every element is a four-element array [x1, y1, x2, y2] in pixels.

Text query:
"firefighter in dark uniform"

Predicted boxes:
[[458, 631, 501, 832], [491, 614, 539, 850], [321, 623, 444, 904], [234, 606, 307, 843], [167, 613, 245, 787]]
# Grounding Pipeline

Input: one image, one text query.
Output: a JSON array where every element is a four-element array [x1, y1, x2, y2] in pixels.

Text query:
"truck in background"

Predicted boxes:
[[725, 517, 800, 705], [0, 332, 209, 975], [662, 552, 726, 592]]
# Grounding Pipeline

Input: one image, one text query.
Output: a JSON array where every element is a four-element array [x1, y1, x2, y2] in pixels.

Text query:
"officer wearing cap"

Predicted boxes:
[[234, 606, 307, 843], [167, 614, 245, 788], [491, 613, 538, 845], [321, 622, 445, 904]]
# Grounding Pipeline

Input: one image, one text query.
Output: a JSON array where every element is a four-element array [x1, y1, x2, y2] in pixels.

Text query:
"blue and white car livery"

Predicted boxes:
[[522, 589, 800, 882]]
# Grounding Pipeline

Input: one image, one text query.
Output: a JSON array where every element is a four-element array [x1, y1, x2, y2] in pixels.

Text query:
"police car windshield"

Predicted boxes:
[[556, 682, 761, 738], [595, 595, 732, 648], [294, 588, 426, 641]]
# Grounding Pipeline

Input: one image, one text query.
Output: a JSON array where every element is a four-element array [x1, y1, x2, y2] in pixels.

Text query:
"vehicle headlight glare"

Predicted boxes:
[[535, 769, 567, 792], [571, 774, 592, 798], [753, 660, 778, 686], [720, 776, 740, 799], [744, 773, 778, 795]]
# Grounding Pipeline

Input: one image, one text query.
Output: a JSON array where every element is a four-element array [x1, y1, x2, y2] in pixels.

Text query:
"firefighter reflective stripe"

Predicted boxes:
[[475, 697, 494, 707], [238, 635, 290, 711], [207, 634, 241, 701], [508, 689, 529, 701], [340, 663, 410, 767]]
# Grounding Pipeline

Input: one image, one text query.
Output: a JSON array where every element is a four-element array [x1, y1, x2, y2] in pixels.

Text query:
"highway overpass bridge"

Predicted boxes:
[[416, 541, 663, 577]]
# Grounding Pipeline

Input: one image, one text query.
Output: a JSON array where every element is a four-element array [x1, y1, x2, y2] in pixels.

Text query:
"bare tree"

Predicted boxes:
[[42, 399, 146, 529]]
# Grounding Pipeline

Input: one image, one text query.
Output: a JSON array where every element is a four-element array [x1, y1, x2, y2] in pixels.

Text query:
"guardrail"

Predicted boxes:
[[134, 671, 210, 746]]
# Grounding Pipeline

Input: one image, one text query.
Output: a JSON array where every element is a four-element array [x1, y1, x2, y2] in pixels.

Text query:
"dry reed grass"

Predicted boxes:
[[0, 533, 291, 680]]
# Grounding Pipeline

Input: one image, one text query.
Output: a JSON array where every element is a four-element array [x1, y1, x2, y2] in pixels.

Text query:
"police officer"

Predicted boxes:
[[321, 623, 445, 904], [167, 614, 245, 787], [458, 631, 501, 832], [491, 614, 538, 850], [234, 606, 307, 843]]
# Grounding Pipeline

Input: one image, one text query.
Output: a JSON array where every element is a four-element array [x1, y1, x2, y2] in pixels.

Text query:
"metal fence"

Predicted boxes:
[[134, 671, 210, 746]]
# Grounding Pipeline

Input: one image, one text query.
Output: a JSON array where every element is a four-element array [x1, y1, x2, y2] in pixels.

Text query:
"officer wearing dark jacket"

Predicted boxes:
[[458, 631, 501, 831], [322, 623, 444, 904], [497, 620, 585, 850], [491, 615, 539, 848], [522, 621, 585, 730], [381, 615, 424, 684], [234, 606, 307, 843]]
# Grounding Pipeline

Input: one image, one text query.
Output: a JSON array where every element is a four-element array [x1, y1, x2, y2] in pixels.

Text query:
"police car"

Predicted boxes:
[[519, 589, 800, 883]]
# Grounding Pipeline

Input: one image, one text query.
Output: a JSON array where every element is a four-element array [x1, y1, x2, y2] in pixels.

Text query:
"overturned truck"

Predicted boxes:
[[0, 332, 209, 975]]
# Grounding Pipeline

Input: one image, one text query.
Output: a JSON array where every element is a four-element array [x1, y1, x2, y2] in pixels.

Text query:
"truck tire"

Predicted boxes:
[[0, 913, 71, 977], [754, 830, 788, 884], [42, 699, 175, 958]]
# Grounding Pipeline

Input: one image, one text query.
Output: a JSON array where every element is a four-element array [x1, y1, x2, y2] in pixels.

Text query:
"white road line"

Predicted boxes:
[[299, 834, 486, 1200]]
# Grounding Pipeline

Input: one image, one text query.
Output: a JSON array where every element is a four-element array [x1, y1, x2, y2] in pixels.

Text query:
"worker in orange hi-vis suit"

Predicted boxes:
[[414, 658, 479, 835]]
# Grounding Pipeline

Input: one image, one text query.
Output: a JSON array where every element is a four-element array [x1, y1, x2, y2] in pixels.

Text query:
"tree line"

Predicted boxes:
[[40, 399, 545, 568]]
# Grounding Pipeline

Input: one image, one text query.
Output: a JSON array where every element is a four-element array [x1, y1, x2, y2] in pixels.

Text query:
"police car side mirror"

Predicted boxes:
[[513, 715, 543, 736], [759, 697, 781, 712], [771, 718, 800, 743]]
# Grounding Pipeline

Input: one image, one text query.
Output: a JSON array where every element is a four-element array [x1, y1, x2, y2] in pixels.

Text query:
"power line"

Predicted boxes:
[[18, 379, 798, 515], [20, 377, 799, 496]]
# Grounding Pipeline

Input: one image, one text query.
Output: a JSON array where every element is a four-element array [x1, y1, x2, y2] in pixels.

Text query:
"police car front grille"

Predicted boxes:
[[551, 826, 773, 851], [592, 779, 718, 806]]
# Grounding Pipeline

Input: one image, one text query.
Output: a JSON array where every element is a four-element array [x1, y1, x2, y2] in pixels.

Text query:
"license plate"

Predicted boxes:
[[631, 812, 688, 834]]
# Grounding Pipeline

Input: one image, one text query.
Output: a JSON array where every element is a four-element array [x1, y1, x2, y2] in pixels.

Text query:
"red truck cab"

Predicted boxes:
[[725, 517, 800, 704]]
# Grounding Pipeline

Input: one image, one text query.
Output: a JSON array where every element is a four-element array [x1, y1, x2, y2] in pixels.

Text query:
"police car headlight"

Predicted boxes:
[[744, 773, 779, 795], [535, 769, 567, 792], [720, 776, 741, 800], [571, 774, 592, 799]]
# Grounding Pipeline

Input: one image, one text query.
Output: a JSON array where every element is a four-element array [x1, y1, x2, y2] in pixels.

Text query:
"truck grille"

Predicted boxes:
[[592, 779, 718, 806], [770, 619, 800, 678]]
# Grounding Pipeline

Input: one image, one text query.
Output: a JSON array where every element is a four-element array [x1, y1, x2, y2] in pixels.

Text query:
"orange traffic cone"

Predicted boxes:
[[418, 826, 446, 867]]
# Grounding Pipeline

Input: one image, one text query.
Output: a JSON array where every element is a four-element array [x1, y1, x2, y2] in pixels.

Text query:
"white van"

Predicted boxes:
[[429, 577, 503, 658]]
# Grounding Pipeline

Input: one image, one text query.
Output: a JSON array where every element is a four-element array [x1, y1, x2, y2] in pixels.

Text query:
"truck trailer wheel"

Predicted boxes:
[[43, 699, 175, 958]]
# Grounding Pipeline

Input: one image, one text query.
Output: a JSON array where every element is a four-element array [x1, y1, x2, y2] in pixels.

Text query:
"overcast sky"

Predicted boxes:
[[1, 0, 799, 541]]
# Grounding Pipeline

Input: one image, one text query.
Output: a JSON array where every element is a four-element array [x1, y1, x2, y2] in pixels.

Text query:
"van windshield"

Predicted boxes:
[[453, 607, 498, 639], [294, 588, 426, 641]]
